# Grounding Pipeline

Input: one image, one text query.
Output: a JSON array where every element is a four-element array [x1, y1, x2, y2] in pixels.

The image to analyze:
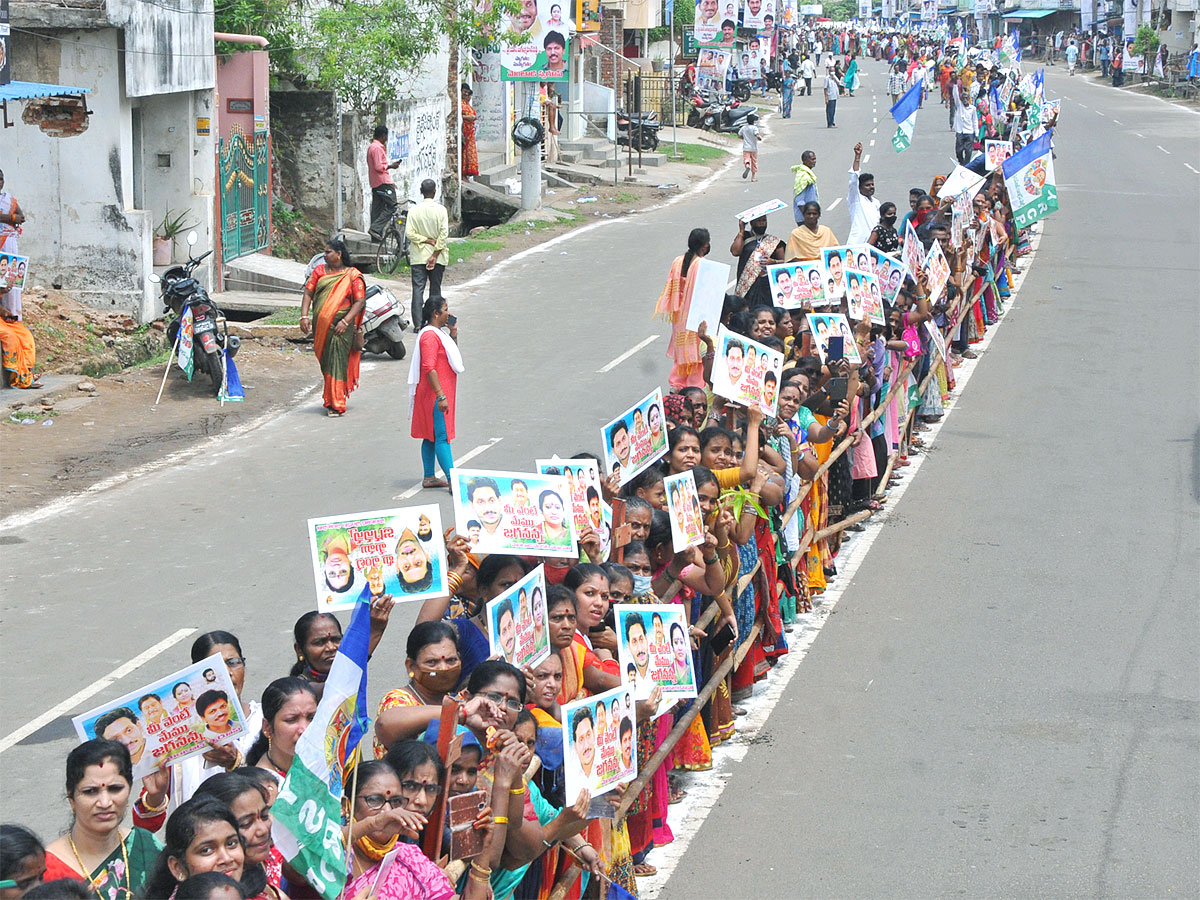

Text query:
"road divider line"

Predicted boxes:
[[1112, 119, 1122, 125], [1078, 102, 1088, 108], [863, 154, 870, 163], [598, 335, 659, 373], [869, 138, 876, 147], [1133, 132, 1144, 137], [1095, 109, 1105, 116], [1185, 163, 1199, 175], [828, 197, 842, 210], [1157, 145, 1171, 155], [393, 438, 503, 499], [0, 628, 197, 755]]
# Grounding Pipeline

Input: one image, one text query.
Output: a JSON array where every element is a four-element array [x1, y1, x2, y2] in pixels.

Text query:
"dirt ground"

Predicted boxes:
[[1, 146, 732, 520]]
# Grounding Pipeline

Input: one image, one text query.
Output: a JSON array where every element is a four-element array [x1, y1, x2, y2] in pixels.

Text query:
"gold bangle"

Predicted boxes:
[[509, 780, 526, 794], [470, 862, 492, 875], [469, 871, 491, 885], [717, 540, 731, 549], [447, 571, 463, 593], [141, 793, 169, 814], [493, 815, 509, 825]]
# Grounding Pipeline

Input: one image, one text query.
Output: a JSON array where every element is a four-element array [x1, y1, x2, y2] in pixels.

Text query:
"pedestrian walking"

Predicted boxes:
[[366, 125, 401, 241], [824, 68, 839, 127], [801, 54, 815, 95], [781, 69, 796, 117], [406, 178, 449, 328], [739, 113, 761, 182], [300, 237, 367, 417], [888, 59, 906, 109], [790, 150, 818, 224], [408, 294, 463, 489], [1065, 39, 1079, 75]]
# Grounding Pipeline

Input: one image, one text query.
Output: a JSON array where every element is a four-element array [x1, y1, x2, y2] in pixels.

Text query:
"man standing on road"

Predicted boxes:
[[846, 142, 879, 245], [1065, 39, 1079, 75], [406, 178, 449, 327], [950, 73, 976, 165], [367, 125, 401, 241], [800, 54, 815, 96], [823, 67, 839, 128], [888, 59, 906, 110], [790, 150, 818, 224]]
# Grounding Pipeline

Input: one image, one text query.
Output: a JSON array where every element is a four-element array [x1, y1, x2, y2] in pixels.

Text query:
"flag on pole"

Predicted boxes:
[[177, 307, 194, 382], [271, 601, 372, 900], [889, 80, 923, 153], [1001, 131, 1057, 228]]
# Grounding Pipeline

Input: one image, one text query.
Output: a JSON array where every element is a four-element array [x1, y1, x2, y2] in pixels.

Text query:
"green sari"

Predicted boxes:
[[309, 265, 364, 413], [50, 827, 160, 900]]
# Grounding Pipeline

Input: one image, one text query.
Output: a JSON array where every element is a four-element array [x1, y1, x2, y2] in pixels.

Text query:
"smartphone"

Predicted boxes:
[[710, 622, 735, 656], [448, 791, 488, 860], [826, 335, 844, 362], [448, 315, 458, 327], [802, 388, 828, 413], [826, 376, 848, 405]]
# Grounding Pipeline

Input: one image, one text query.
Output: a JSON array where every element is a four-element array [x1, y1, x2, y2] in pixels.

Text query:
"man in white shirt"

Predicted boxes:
[[823, 69, 839, 127], [846, 142, 879, 244], [950, 75, 976, 164], [800, 55, 815, 95]]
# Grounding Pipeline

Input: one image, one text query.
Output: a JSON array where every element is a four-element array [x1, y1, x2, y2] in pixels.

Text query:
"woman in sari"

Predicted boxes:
[[300, 238, 366, 417], [0, 287, 38, 389], [408, 294, 463, 490], [461, 84, 479, 179], [43, 740, 161, 899], [0, 169, 26, 318], [843, 55, 859, 96], [654, 228, 710, 390]]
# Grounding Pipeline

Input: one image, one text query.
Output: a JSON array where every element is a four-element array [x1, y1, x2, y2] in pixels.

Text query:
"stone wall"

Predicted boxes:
[[270, 89, 340, 230]]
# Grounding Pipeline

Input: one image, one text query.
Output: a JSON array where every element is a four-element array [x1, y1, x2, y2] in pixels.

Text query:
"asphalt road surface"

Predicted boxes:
[[2, 58, 1197, 898]]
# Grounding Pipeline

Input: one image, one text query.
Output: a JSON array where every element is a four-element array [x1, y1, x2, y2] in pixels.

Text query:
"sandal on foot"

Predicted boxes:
[[422, 477, 449, 489], [634, 864, 658, 877]]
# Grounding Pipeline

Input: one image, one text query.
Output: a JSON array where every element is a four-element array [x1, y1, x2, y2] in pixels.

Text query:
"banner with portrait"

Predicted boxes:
[[902, 219, 925, 280], [561, 685, 638, 805], [0, 252, 29, 290], [984, 139, 1013, 171], [72, 655, 248, 778], [766, 260, 826, 310], [805, 312, 862, 364], [741, 0, 776, 30], [486, 564, 552, 670], [308, 505, 448, 612], [710, 324, 784, 416], [614, 604, 698, 703], [664, 470, 705, 552], [600, 388, 669, 485], [696, 47, 733, 92], [501, 0, 570, 82], [536, 457, 611, 559], [820, 245, 856, 302], [922, 239, 951, 303], [869, 247, 908, 305], [451, 469, 578, 557], [846, 267, 886, 325]]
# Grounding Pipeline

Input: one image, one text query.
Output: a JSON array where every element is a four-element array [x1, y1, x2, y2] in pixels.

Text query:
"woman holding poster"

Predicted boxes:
[[408, 295, 464, 490], [299, 237, 367, 417], [654, 228, 711, 390]]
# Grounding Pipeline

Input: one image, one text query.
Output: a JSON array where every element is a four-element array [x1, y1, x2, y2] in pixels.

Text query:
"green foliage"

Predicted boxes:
[[155, 209, 196, 240], [674, 141, 728, 164], [215, 0, 298, 69], [823, 0, 856, 20], [648, 0, 691, 44], [1131, 24, 1159, 58]]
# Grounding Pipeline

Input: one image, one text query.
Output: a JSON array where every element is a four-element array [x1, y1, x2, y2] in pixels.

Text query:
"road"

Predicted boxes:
[[2, 58, 1197, 896]]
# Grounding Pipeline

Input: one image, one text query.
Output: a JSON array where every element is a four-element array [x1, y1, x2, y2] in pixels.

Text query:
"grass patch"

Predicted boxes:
[[6, 409, 59, 425], [132, 349, 173, 369], [259, 307, 304, 326], [672, 142, 729, 165]]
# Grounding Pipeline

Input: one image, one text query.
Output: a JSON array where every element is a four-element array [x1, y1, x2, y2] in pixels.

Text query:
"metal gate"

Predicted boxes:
[[218, 126, 270, 262]]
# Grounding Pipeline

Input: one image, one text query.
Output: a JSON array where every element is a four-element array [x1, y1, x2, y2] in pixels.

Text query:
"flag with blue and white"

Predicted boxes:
[[889, 80, 922, 153]]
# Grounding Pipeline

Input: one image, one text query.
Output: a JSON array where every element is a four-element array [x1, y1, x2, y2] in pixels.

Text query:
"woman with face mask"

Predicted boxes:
[[372, 621, 462, 756], [868, 201, 900, 253]]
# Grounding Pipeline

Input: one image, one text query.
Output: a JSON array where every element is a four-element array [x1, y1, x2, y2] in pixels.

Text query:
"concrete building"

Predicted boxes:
[[6, 0, 217, 322]]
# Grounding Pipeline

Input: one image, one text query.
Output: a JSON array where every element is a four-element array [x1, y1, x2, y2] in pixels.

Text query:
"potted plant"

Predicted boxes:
[[154, 209, 196, 265]]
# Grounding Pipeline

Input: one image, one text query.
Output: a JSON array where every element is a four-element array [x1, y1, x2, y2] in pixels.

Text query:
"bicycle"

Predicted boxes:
[[375, 198, 413, 275]]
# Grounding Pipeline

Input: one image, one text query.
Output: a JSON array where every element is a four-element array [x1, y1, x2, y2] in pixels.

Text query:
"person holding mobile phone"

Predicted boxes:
[[408, 295, 463, 490]]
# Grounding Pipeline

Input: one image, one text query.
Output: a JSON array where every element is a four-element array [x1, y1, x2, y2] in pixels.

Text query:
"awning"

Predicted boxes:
[[1001, 8, 1057, 17], [0, 81, 92, 101]]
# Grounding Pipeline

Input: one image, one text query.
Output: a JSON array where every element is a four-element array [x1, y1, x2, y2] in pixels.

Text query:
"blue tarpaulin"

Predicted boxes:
[[0, 80, 91, 101]]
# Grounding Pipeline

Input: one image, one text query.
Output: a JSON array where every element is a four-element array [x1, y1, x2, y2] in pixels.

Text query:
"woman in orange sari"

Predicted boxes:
[[461, 84, 479, 179], [0, 284, 38, 389], [300, 237, 366, 417]]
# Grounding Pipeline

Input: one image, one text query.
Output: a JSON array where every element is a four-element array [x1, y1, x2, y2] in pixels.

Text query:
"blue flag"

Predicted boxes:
[[889, 80, 923, 153], [333, 600, 373, 775]]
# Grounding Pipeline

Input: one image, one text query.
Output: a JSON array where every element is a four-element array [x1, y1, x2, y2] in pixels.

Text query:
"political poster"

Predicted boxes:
[[601, 388, 669, 485], [984, 139, 1014, 171], [451, 469, 578, 557], [0, 253, 28, 289], [805, 312, 862, 364], [308, 505, 448, 612], [696, 47, 733, 92], [847, 267, 886, 326], [501, 1, 570, 82], [694, 0, 725, 43], [902, 219, 925, 285], [925, 319, 948, 363], [615, 604, 698, 703], [72, 655, 248, 778], [741, 0, 775, 30], [870, 248, 908, 305], [537, 457, 611, 559], [923, 240, 951, 303], [1002, 131, 1057, 228], [684, 258, 731, 332], [562, 685, 638, 805], [486, 564, 551, 670], [664, 470, 705, 552], [820, 245, 855, 302], [766, 260, 827, 310], [735, 198, 787, 222], [710, 325, 784, 416]]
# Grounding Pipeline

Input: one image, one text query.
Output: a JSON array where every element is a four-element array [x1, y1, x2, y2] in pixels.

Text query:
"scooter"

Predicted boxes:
[[304, 252, 409, 359], [151, 230, 240, 396], [692, 94, 755, 134], [616, 108, 660, 151]]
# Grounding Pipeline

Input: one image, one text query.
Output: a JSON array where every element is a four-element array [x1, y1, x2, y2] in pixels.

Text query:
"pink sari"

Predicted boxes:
[[340, 844, 454, 900]]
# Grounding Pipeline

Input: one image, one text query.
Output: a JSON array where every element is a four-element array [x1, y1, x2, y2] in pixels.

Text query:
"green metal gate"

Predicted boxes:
[[218, 127, 270, 262]]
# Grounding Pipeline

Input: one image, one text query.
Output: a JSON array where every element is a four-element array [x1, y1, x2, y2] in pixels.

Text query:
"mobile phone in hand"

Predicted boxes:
[[710, 622, 735, 655], [448, 315, 458, 327], [826, 335, 844, 362]]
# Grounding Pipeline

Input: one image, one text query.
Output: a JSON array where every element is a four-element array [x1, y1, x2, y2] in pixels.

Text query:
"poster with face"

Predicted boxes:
[[615, 604, 698, 704], [308, 505, 448, 611], [486, 565, 551, 670], [741, 0, 775, 30], [805, 313, 862, 364], [765, 263, 801, 309], [846, 268, 886, 326], [925, 320, 948, 363], [694, 0, 722, 42], [870, 247, 908, 305], [792, 260, 830, 308], [696, 48, 733, 93], [600, 388, 669, 486], [501, 0, 569, 82], [923, 240, 951, 303], [664, 471, 705, 553], [684, 258, 731, 333], [562, 685, 638, 805], [985, 139, 1014, 171], [735, 198, 787, 223], [820, 245, 854, 302], [0, 253, 29, 290], [710, 324, 784, 416], [902, 219, 925, 281], [452, 469, 577, 557], [536, 457, 611, 560], [72, 655, 247, 778]]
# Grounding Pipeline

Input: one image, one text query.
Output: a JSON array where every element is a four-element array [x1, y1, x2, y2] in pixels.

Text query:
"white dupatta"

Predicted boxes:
[[407, 325, 465, 413]]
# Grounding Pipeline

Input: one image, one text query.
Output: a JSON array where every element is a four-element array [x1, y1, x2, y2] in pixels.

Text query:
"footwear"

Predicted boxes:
[[634, 864, 658, 877], [743, 166, 750, 179], [326, 409, 344, 417], [732, 705, 748, 717], [962, 349, 978, 359], [422, 477, 449, 488]]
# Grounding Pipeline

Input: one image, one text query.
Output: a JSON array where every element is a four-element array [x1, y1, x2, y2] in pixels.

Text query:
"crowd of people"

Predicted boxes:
[[0, 26, 1060, 900]]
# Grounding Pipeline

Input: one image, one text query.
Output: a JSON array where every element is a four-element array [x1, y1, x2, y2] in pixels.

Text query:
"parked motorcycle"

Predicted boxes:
[[728, 74, 752, 102], [304, 252, 409, 359], [151, 230, 240, 396], [616, 108, 660, 151], [689, 93, 755, 134]]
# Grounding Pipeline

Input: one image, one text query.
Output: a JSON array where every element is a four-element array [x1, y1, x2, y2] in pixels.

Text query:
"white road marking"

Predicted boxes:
[[0, 628, 197, 754], [1157, 145, 1171, 155], [1186, 163, 1200, 175], [1078, 101, 1088, 108], [1095, 109, 1105, 116], [392, 437, 503, 499], [598, 334, 660, 373], [871, 127, 877, 134], [639, 224, 1046, 900], [863, 154, 870, 163], [828, 197, 842, 210], [1112, 119, 1122, 125], [1133, 131, 1144, 137], [869, 139, 876, 147]]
